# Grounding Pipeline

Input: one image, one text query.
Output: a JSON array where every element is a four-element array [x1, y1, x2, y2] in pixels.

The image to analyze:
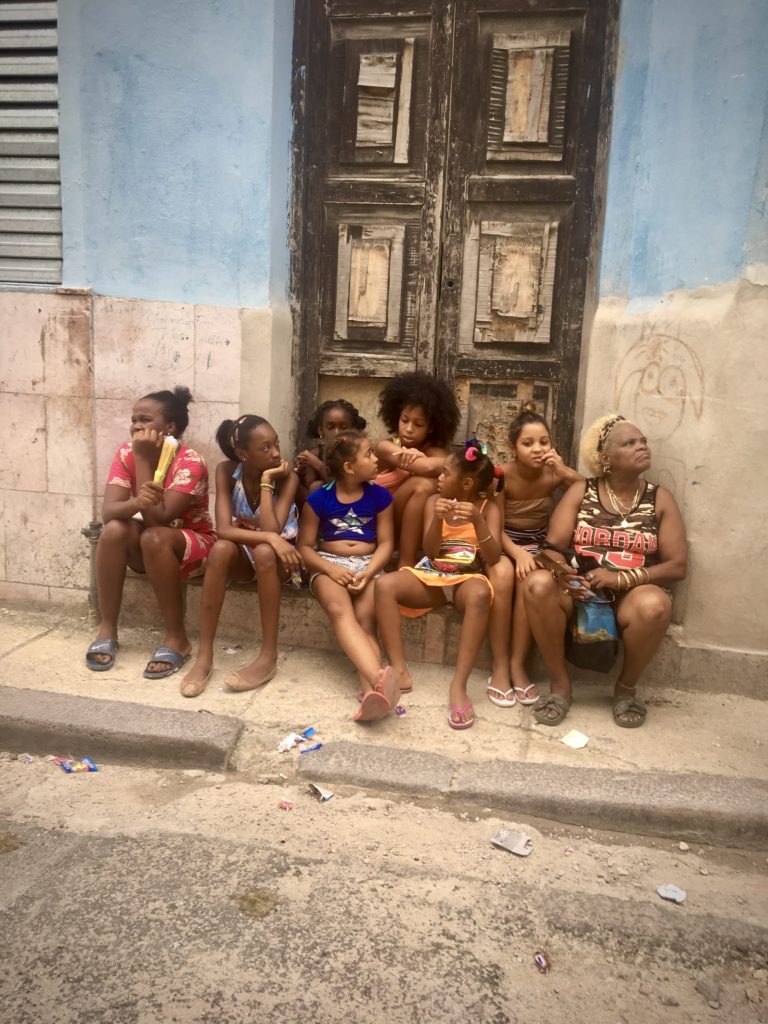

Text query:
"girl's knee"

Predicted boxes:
[[208, 539, 238, 567], [488, 557, 514, 590], [464, 582, 491, 612], [98, 518, 133, 546], [374, 572, 401, 603], [139, 526, 171, 553], [252, 543, 277, 571]]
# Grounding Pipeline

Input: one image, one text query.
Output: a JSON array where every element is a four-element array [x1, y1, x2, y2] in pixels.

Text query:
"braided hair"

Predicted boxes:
[[306, 399, 366, 438], [324, 431, 366, 479]]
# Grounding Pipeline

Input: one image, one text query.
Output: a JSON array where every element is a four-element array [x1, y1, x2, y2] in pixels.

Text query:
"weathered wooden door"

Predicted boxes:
[[292, 0, 615, 459]]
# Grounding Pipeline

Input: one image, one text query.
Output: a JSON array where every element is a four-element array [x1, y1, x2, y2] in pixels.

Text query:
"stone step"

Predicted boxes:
[[112, 575, 766, 700]]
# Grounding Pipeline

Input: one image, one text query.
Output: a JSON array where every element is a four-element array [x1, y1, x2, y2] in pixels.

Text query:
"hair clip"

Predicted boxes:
[[493, 465, 504, 478], [465, 446, 478, 461]]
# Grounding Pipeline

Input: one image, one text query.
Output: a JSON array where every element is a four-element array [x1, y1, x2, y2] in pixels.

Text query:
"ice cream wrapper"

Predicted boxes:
[[153, 436, 179, 485]]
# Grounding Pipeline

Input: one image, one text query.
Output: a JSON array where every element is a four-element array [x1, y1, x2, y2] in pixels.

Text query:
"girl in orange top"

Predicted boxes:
[[375, 439, 508, 730]]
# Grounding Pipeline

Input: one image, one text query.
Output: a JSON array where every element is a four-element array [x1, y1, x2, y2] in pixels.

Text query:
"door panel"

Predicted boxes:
[[294, 1, 452, 437], [293, 0, 614, 460], [438, 1, 610, 460]]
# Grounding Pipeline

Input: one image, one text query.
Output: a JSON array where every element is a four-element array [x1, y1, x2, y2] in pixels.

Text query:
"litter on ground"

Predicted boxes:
[[657, 883, 687, 904], [491, 830, 533, 857], [560, 729, 589, 749]]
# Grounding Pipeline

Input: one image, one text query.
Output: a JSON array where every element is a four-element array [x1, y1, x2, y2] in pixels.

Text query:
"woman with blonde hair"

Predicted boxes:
[[522, 414, 687, 727]]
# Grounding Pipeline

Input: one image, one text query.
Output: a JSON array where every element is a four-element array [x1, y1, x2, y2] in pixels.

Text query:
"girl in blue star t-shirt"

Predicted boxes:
[[298, 431, 398, 722]]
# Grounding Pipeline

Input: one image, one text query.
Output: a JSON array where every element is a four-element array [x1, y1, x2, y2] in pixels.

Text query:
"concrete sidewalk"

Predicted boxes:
[[1, 606, 767, 845]]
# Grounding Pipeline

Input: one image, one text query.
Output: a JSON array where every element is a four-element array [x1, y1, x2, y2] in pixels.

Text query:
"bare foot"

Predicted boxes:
[[393, 666, 414, 694], [488, 660, 511, 694], [180, 659, 213, 698], [448, 681, 473, 726], [224, 652, 278, 693]]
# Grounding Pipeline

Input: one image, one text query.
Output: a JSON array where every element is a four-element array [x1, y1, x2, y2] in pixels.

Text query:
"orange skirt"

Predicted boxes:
[[397, 565, 494, 618]]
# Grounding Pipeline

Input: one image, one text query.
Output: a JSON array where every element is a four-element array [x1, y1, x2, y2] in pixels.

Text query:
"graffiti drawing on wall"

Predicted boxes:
[[613, 331, 705, 499]]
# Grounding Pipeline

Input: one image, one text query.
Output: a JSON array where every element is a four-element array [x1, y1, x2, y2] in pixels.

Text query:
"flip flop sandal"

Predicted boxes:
[[180, 666, 213, 699], [512, 683, 540, 706], [486, 680, 517, 707], [354, 689, 391, 722], [613, 694, 647, 729], [448, 702, 475, 730], [85, 637, 118, 672], [224, 665, 277, 693], [143, 646, 190, 680], [532, 693, 572, 726]]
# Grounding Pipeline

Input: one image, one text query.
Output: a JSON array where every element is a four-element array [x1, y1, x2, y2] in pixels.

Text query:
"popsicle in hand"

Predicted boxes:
[[153, 436, 179, 485]]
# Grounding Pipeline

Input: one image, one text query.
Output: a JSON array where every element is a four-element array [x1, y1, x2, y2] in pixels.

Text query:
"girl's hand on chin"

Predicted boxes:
[[132, 428, 163, 459], [263, 460, 290, 482]]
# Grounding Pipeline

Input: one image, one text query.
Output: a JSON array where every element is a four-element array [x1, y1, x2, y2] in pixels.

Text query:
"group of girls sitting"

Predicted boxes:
[[84, 374, 583, 730]]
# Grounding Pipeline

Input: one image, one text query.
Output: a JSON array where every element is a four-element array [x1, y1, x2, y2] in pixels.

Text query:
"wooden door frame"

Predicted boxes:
[[289, 0, 621, 460]]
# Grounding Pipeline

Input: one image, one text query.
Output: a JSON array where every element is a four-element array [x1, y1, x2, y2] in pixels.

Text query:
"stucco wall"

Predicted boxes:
[[580, 0, 768, 659], [58, 0, 293, 308], [599, 0, 768, 300]]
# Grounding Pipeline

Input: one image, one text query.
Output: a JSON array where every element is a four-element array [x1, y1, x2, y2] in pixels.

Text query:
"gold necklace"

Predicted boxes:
[[604, 479, 642, 527]]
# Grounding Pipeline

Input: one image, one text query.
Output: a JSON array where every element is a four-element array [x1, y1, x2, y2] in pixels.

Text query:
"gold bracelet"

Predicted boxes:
[[260, 483, 275, 492], [477, 533, 492, 544]]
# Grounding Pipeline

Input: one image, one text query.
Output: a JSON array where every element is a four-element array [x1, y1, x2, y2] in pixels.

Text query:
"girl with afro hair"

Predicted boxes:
[[374, 371, 460, 568]]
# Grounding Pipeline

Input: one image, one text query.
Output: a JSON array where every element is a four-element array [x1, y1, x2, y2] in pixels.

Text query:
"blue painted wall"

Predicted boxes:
[[59, 0, 293, 308], [599, 0, 768, 299]]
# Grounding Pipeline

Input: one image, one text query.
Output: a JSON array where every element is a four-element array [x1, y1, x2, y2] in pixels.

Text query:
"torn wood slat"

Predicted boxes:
[[348, 233, 391, 326], [393, 38, 414, 165], [487, 48, 508, 150], [356, 52, 397, 147], [385, 227, 404, 342], [334, 225, 353, 340]]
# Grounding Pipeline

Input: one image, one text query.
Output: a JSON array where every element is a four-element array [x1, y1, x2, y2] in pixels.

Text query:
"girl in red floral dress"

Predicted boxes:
[[84, 386, 215, 679]]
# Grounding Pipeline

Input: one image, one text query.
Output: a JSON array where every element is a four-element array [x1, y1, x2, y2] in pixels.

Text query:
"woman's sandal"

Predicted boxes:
[[180, 667, 213, 699], [448, 702, 475, 730], [512, 683, 540, 706], [486, 679, 516, 707], [85, 637, 118, 672], [612, 691, 647, 729], [532, 693, 572, 726]]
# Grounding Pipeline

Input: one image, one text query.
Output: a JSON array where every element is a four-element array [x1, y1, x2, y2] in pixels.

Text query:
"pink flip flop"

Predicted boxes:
[[354, 690, 390, 722], [448, 702, 475, 730]]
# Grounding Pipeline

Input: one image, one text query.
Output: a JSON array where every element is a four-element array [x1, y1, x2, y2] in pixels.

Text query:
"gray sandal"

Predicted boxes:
[[143, 646, 190, 680], [613, 694, 647, 728], [85, 637, 118, 672], [533, 693, 572, 726]]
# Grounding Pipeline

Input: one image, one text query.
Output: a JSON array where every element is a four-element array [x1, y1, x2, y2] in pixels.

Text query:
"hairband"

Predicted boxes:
[[597, 415, 626, 452], [464, 439, 488, 462]]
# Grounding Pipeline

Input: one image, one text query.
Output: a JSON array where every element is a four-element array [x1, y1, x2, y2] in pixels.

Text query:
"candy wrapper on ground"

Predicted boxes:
[[47, 755, 99, 774], [153, 436, 179, 485]]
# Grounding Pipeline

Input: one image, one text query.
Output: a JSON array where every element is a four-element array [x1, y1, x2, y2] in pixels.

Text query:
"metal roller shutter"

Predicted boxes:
[[0, 1, 61, 285]]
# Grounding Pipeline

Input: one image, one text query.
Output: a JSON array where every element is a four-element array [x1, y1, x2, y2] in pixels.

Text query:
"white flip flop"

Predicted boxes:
[[486, 679, 517, 707], [513, 683, 541, 706]]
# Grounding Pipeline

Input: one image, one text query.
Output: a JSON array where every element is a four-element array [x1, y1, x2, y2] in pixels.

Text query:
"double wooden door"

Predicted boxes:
[[291, 0, 616, 460]]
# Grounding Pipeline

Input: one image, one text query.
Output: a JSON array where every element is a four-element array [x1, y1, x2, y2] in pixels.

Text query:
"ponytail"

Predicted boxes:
[[216, 414, 268, 460]]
